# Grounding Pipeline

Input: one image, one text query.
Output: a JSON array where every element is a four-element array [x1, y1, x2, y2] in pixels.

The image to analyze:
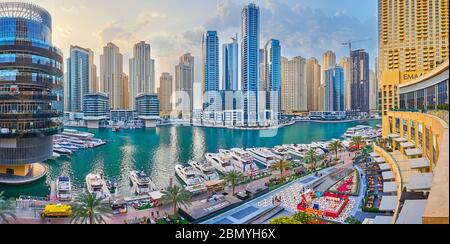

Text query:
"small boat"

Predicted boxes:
[[112, 126, 120, 132], [56, 176, 72, 201], [188, 160, 219, 181], [175, 164, 204, 186], [106, 178, 118, 194], [85, 173, 110, 198], [53, 145, 72, 155], [129, 170, 156, 195], [49, 152, 61, 160]]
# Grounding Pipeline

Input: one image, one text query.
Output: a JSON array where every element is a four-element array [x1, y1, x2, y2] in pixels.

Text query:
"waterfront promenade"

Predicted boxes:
[[8, 150, 358, 224]]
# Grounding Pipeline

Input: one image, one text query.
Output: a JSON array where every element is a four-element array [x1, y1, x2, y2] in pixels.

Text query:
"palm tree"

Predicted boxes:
[[328, 140, 343, 159], [304, 148, 319, 171], [272, 160, 292, 178], [160, 185, 192, 216], [351, 136, 365, 152], [0, 191, 16, 224], [361, 147, 371, 165], [70, 192, 112, 224], [223, 171, 244, 195]]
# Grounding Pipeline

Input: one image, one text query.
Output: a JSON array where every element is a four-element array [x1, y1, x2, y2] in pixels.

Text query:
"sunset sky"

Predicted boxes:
[[29, 0, 378, 88]]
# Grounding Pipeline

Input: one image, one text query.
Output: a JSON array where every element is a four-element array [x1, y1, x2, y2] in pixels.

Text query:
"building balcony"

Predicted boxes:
[[379, 111, 449, 224], [0, 123, 63, 138], [0, 110, 62, 119]]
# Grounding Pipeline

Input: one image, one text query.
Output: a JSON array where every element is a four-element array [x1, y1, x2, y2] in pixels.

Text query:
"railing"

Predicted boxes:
[[373, 144, 403, 224]]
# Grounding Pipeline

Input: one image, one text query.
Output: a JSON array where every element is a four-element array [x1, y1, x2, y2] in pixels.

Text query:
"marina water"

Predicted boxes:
[[0, 120, 379, 198]]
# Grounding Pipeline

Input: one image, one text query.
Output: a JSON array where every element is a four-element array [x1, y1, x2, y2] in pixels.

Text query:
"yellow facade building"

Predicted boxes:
[[376, 0, 449, 224]]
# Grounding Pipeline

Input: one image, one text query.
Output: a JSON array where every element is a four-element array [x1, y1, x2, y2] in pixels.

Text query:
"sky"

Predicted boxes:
[[27, 0, 378, 90]]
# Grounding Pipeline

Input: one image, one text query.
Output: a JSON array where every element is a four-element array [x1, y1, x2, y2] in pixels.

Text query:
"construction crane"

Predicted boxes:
[[342, 39, 371, 56]]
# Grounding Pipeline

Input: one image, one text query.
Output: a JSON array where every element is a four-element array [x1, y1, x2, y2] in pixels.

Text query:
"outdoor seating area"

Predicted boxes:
[[329, 170, 359, 195]]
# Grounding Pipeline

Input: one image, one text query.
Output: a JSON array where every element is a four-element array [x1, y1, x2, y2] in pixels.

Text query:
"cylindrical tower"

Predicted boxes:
[[0, 2, 63, 183]]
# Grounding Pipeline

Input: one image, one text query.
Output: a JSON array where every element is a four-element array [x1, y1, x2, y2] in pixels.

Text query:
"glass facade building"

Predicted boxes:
[[222, 36, 239, 91], [67, 46, 90, 112], [264, 39, 281, 122], [241, 3, 260, 126], [135, 93, 160, 118], [202, 31, 220, 112], [351, 49, 370, 112], [0, 2, 63, 172], [324, 66, 345, 111]]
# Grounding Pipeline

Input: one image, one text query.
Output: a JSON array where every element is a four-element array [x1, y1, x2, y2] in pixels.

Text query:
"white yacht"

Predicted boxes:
[[56, 176, 72, 201], [53, 145, 72, 155], [205, 153, 235, 174], [129, 170, 156, 195], [62, 129, 94, 139], [227, 148, 259, 174], [188, 160, 219, 181], [175, 164, 204, 186], [246, 148, 279, 168], [285, 144, 310, 158], [85, 173, 110, 198], [270, 146, 292, 160]]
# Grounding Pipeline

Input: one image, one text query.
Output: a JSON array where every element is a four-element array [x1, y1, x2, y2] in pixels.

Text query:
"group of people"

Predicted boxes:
[[124, 211, 168, 224], [272, 195, 283, 205]]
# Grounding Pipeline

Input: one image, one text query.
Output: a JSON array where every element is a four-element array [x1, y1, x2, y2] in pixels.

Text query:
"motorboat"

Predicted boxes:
[[226, 148, 259, 174], [56, 176, 72, 201], [205, 153, 235, 174], [106, 178, 118, 194], [247, 148, 279, 168], [175, 164, 204, 186], [188, 160, 220, 181], [85, 173, 110, 198], [129, 170, 156, 195]]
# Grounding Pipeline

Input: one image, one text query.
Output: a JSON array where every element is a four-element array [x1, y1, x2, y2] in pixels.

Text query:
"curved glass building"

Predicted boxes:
[[0, 2, 63, 181]]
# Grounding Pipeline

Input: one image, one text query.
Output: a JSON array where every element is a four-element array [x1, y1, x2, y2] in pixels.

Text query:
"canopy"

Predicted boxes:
[[205, 179, 224, 187], [379, 196, 397, 211], [379, 163, 391, 171], [407, 173, 433, 191], [373, 215, 394, 224], [409, 158, 430, 169], [370, 152, 380, 157], [405, 148, 423, 157], [148, 191, 164, 200], [394, 137, 408, 143], [374, 157, 386, 163], [382, 171, 395, 181], [400, 142, 415, 148], [383, 182, 397, 193], [396, 200, 427, 224]]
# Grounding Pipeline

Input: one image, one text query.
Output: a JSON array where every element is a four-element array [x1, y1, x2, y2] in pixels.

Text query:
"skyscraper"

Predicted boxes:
[[281, 56, 307, 114], [67, 46, 96, 112], [351, 49, 370, 112], [378, 0, 449, 116], [202, 31, 220, 112], [322, 51, 337, 79], [264, 39, 281, 122], [241, 3, 260, 126], [222, 36, 239, 91], [306, 57, 321, 111], [100, 42, 123, 109], [129, 41, 155, 110], [159, 73, 173, 115], [175, 53, 194, 117], [122, 73, 129, 109], [369, 69, 377, 111], [0, 2, 63, 181], [339, 57, 352, 111], [324, 66, 345, 111]]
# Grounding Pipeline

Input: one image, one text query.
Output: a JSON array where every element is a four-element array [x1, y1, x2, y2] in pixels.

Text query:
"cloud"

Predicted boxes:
[[205, 0, 241, 30], [257, 1, 377, 62]]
